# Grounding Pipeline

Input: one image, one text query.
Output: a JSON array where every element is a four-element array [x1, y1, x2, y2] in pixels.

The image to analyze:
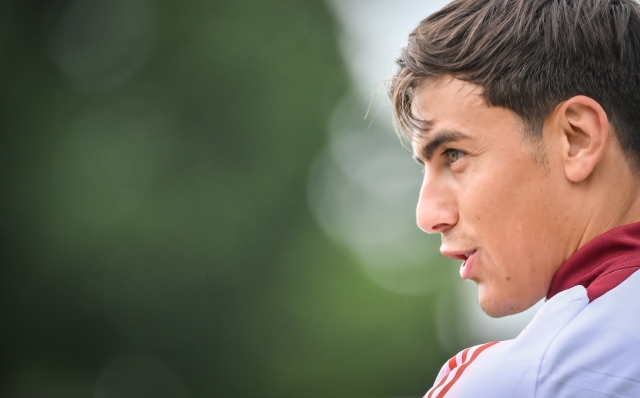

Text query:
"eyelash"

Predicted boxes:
[[417, 148, 466, 174]]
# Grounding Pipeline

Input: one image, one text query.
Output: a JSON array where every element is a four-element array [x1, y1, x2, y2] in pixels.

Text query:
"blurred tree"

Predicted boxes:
[[0, 0, 450, 396]]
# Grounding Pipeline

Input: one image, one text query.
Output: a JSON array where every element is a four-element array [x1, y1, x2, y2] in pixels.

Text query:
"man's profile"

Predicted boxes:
[[389, 0, 640, 396]]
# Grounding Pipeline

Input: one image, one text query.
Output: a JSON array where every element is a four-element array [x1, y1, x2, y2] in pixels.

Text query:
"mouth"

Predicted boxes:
[[441, 249, 477, 280], [441, 249, 476, 261]]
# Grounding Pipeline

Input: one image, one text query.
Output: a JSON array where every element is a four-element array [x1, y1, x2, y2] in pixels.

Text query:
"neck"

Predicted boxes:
[[572, 162, 640, 255]]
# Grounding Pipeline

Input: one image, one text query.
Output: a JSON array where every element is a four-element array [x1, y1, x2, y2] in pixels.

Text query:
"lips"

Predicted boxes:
[[441, 249, 477, 280], [459, 250, 476, 280]]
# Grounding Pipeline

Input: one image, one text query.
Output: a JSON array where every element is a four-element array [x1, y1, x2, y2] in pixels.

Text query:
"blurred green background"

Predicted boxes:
[[0, 0, 457, 396]]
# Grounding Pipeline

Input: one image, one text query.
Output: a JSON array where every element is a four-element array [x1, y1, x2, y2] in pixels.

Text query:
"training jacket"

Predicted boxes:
[[425, 222, 640, 398]]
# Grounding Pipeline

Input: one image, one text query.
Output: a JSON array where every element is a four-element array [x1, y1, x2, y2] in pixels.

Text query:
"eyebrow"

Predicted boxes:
[[413, 130, 471, 164]]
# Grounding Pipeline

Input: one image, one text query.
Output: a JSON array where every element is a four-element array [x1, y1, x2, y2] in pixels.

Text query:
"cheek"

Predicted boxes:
[[459, 160, 553, 262], [458, 167, 518, 226]]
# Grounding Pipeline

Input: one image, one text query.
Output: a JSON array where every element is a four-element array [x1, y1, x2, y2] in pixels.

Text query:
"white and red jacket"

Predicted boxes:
[[426, 222, 640, 398]]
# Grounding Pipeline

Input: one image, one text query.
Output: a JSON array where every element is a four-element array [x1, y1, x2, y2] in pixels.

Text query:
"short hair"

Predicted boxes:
[[389, 0, 640, 171]]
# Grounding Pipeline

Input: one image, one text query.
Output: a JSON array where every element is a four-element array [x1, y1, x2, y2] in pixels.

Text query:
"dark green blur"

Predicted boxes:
[[0, 0, 451, 396]]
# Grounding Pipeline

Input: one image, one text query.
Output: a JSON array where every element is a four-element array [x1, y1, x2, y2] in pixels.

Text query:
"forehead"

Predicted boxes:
[[410, 77, 527, 154], [411, 77, 487, 131]]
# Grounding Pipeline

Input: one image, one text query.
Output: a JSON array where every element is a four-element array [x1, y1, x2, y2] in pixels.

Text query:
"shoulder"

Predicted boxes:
[[425, 341, 500, 398], [424, 275, 640, 398], [539, 272, 640, 397], [538, 271, 640, 396], [424, 286, 589, 398]]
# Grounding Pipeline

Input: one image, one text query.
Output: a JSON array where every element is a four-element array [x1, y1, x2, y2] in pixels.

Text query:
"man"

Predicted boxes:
[[389, 0, 640, 396]]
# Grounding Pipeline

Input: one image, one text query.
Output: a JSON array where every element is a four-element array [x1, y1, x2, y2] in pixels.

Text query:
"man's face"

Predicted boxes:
[[412, 77, 570, 317]]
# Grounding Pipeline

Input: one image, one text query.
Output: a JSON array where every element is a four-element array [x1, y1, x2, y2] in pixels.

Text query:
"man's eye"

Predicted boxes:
[[444, 149, 465, 164]]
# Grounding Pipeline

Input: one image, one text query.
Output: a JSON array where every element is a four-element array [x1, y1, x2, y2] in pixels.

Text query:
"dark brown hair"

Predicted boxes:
[[390, 0, 640, 169]]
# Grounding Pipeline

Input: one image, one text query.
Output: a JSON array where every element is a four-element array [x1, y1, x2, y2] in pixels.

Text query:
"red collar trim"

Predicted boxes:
[[547, 222, 640, 302]]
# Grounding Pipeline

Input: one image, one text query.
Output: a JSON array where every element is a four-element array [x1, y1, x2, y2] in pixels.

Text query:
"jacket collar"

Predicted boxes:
[[547, 221, 640, 302]]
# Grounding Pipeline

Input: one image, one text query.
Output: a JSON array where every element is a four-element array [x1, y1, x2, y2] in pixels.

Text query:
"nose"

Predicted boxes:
[[416, 170, 458, 233]]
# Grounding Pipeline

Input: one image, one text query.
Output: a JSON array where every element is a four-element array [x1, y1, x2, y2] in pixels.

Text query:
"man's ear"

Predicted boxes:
[[554, 96, 610, 182]]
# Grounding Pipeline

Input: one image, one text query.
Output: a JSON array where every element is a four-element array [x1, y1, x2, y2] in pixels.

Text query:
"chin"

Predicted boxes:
[[479, 299, 520, 318], [477, 286, 533, 318]]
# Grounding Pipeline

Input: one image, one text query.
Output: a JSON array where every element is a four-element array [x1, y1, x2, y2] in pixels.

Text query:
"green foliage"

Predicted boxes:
[[0, 0, 450, 396]]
